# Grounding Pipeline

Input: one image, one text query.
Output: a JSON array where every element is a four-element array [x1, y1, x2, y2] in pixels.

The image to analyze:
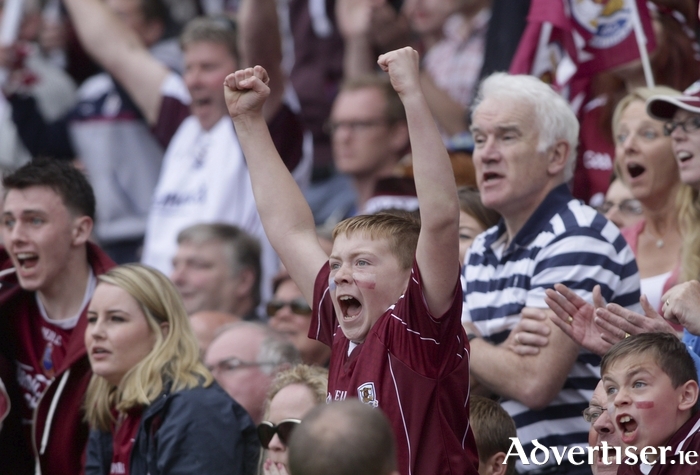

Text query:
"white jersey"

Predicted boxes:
[[141, 115, 278, 303]]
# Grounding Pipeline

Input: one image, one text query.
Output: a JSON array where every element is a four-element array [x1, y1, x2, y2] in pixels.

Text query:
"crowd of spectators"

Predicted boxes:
[[4, 1, 700, 475]]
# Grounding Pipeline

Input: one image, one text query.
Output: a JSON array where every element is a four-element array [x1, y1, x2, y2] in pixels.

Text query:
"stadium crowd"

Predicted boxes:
[[2, 0, 700, 475]]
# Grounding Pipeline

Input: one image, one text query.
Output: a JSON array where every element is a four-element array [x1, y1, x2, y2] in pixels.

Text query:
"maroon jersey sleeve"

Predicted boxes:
[[151, 95, 191, 149], [309, 262, 336, 347]]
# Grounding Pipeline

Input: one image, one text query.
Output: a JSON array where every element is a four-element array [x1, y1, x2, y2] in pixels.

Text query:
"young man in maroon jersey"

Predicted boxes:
[[0, 160, 115, 475], [225, 47, 479, 475]]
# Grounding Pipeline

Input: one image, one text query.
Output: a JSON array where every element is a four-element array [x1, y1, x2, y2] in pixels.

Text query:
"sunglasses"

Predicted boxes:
[[266, 298, 312, 317], [257, 419, 301, 448]]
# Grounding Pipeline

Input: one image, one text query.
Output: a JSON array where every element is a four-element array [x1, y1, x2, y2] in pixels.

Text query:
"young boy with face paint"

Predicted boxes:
[[224, 47, 479, 475], [601, 332, 700, 474]]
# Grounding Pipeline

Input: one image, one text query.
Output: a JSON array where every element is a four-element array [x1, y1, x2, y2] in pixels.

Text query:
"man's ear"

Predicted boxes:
[[72, 216, 93, 246], [546, 140, 570, 176], [232, 267, 256, 299], [678, 380, 699, 412]]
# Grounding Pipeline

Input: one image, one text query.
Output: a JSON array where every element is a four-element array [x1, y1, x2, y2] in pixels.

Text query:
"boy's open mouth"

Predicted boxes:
[[338, 295, 362, 320], [617, 414, 638, 443]]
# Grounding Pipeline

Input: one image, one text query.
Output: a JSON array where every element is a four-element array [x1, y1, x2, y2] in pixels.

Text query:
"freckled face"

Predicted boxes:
[[329, 233, 410, 343]]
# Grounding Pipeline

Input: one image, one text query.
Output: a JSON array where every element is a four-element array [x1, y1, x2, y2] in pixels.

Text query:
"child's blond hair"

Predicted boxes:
[[332, 212, 420, 270]]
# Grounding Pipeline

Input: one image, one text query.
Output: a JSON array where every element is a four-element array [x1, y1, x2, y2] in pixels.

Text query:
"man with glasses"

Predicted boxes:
[[309, 74, 416, 223], [204, 322, 300, 423], [585, 381, 622, 475]]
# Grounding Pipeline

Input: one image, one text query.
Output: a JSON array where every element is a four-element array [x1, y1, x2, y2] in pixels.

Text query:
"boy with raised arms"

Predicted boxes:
[[224, 47, 478, 475]]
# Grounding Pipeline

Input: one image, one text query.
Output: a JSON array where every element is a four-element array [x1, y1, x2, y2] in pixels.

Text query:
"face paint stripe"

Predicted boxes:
[[352, 272, 376, 289]]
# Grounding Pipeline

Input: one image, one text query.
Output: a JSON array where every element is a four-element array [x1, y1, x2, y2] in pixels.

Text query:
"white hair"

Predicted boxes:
[[471, 73, 579, 182]]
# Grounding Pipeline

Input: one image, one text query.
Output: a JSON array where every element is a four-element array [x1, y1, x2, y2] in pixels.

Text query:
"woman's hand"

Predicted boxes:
[[662, 281, 700, 335], [594, 294, 676, 347]]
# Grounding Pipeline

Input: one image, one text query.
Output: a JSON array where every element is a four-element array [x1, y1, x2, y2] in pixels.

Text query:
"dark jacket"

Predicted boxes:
[[85, 382, 259, 475], [0, 242, 115, 475]]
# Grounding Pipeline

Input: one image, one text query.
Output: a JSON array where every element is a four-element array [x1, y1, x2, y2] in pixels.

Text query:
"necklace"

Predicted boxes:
[[646, 227, 665, 248]]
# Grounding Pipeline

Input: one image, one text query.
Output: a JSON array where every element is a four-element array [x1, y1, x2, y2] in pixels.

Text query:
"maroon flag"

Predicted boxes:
[[510, 0, 657, 101]]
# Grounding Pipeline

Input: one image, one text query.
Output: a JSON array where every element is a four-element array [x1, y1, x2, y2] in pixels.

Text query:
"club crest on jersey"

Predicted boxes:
[[357, 382, 379, 407], [42, 342, 55, 378]]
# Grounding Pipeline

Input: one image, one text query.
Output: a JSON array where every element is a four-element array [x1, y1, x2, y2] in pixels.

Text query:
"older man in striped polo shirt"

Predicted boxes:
[[462, 72, 640, 475]]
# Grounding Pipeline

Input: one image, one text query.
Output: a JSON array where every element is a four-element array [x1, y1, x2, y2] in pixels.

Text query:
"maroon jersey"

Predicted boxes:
[[310, 260, 479, 475], [14, 296, 75, 439], [110, 408, 143, 475]]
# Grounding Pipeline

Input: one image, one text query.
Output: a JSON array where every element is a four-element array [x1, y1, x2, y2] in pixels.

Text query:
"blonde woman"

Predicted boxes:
[[84, 264, 258, 475], [258, 365, 328, 475]]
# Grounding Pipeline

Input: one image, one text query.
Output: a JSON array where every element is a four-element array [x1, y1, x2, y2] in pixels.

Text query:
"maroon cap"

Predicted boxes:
[[647, 81, 700, 120]]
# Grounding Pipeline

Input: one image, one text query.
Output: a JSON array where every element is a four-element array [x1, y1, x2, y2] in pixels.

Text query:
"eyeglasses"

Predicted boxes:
[[663, 116, 700, 136], [596, 199, 643, 216], [206, 357, 277, 374], [582, 405, 607, 423], [266, 298, 312, 317], [257, 419, 301, 448], [323, 119, 389, 135]]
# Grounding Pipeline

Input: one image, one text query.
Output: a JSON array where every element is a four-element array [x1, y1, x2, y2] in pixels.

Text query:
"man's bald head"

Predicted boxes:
[[288, 400, 399, 475], [189, 310, 241, 352]]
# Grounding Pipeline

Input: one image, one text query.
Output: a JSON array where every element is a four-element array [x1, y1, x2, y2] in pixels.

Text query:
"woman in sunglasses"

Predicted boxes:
[[267, 274, 331, 366], [258, 364, 328, 475], [83, 264, 258, 475]]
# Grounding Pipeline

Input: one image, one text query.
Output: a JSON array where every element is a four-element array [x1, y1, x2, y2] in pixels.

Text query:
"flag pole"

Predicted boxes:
[[628, 0, 655, 88]]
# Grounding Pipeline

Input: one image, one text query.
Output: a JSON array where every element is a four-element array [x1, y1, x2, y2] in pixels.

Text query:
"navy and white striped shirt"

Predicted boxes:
[[462, 184, 640, 472]]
